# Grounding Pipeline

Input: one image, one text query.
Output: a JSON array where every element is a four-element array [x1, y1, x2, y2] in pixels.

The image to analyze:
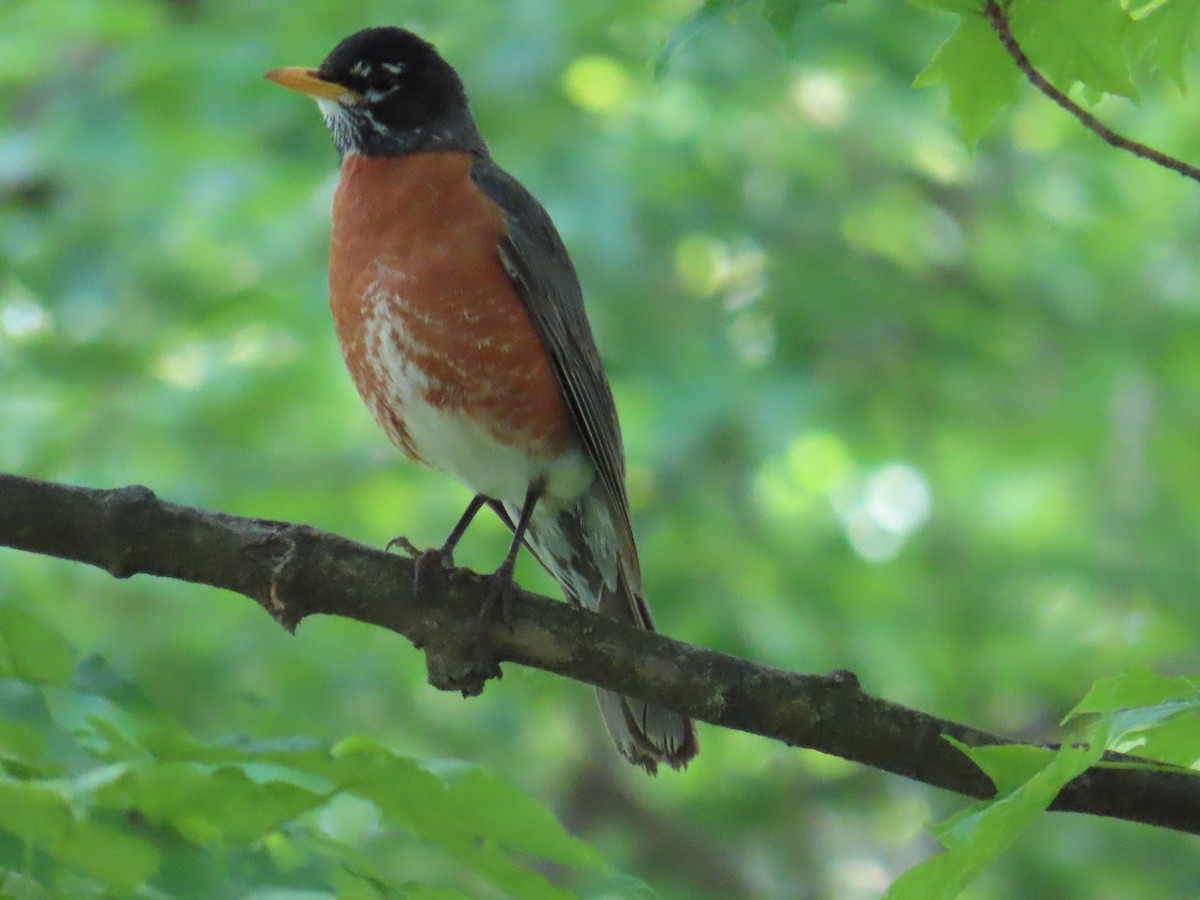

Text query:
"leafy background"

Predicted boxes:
[[3, 0, 1200, 895]]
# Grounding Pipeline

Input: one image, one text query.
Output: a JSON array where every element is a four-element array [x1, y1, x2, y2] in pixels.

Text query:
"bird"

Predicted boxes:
[[265, 27, 698, 773]]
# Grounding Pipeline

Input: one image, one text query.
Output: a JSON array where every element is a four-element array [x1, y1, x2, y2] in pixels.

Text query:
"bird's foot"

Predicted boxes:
[[387, 535, 460, 570], [476, 559, 517, 632], [415, 545, 457, 596], [386, 536, 460, 601]]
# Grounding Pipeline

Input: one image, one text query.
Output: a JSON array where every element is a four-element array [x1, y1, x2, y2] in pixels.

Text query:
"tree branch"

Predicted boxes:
[[984, 0, 1200, 184], [2, 471, 1199, 833]]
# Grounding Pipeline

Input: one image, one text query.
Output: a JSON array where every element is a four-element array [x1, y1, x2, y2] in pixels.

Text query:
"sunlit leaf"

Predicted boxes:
[[888, 742, 1100, 898], [1128, 0, 1200, 90], [914, 12, 1022, 145], [945, 740, 1056, 796], [1116, 713, 1200, 768], [1065, 667, 1198, 721], [1009, 0, 1137, 98]]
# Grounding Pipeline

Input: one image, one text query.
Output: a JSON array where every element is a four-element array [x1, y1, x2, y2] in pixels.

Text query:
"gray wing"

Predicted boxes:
[[471, 157, 641, 587], [473, 159, 699, 772]]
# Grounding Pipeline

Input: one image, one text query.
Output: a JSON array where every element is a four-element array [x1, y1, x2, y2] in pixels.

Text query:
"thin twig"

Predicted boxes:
[[984, 0, 1200, 183]]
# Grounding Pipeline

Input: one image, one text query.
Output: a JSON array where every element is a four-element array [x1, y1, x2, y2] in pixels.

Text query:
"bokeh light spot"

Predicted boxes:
[[0, 287, 51, 342], [790, 70, 848, 128], [562, 55, 633, 113]]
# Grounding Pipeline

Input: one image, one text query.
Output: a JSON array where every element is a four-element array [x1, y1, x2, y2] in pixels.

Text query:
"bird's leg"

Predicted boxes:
[[479, 479, 543, 628], [438, 494, 488, 565], [388, 494, 489, 600], [387, 494, 487, 566]]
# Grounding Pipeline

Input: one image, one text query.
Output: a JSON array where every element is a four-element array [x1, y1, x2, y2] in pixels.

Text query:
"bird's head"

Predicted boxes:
[[265, 27, 482, 157]]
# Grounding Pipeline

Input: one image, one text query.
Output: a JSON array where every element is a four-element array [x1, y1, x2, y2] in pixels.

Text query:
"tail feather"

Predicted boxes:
[[596, 687, 697, 773], [593, 573, 697, 773], [504, 487, 700, 773]]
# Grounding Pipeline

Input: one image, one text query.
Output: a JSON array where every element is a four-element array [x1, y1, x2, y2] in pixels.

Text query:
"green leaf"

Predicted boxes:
[[655, 0, 752, 79], [43, 689, 151, 763], [295, 825, 390, 887], [327, 865, 396, 900], [1065, 667, 1198, 721], [909, 0, 984, 12], [56, 818, 160, 892], [1009, 0, 1137, 98], [1129, 0, 1200, 90], [384, 887, 472, 900], [763, 0, 830, 53], [763, 0, 805, 44], [1116, 712, 1200, 767], [1098, 699, 1200, 747], [0, 779, 71, 845], [92, 761, 326, 844], [45, 659, 199, 764], [1061, 669, 1200, 761], [656, 0, 843, 73], [332, 744, 463, 846], [0, 609, 74, 686], [462, 838, 583, 900], [71, 655, 161, 717], [887, 741, 1100, 899], [330, 744, 600, 898], [434, 763, 607, 871], [0, 868, 54, 900], [0, 718, 46, 769], [914, 12, 1023, 145], [946, 740, 1057, 795]]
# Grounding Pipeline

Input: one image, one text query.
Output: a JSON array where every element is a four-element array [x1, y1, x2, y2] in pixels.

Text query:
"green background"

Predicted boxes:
[[3, 0, 1200, 895]]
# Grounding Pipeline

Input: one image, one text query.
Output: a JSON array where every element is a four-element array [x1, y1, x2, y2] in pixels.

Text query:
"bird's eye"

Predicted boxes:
[[366, 70, 394, 94]]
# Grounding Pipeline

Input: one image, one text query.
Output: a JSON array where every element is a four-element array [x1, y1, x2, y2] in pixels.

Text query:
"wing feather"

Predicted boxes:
[[471, 159, 641, 588]]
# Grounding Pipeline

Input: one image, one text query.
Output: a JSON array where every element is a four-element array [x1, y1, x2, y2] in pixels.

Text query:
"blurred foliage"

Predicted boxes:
[[914, 0, 1200, 145], [0, 607, 614, 897], [3, 0, 1200, 895], [894, 668, 1200, 898]]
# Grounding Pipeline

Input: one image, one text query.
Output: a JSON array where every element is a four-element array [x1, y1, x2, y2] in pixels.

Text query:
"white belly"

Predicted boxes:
[[359, 288, 593, 506]]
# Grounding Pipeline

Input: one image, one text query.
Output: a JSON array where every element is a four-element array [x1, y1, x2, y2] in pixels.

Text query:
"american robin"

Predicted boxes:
[[266, 27, 698, 772]]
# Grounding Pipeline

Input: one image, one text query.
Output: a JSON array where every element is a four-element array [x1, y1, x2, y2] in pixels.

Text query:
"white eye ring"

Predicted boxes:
[[364, 83, 398, 104]]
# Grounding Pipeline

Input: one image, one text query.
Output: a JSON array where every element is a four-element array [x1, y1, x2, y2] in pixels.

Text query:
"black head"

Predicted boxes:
[[266, 27, 484, 158]]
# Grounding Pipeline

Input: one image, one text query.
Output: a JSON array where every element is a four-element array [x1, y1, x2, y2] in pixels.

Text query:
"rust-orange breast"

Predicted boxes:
[[329, 152, 575, 465]]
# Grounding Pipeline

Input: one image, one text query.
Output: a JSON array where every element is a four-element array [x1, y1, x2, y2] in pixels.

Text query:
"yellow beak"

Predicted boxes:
[[263, 66, 361, 102]]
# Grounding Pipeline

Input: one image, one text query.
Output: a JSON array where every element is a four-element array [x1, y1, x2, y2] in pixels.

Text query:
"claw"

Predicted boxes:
[[385, 535, 423, 558]]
